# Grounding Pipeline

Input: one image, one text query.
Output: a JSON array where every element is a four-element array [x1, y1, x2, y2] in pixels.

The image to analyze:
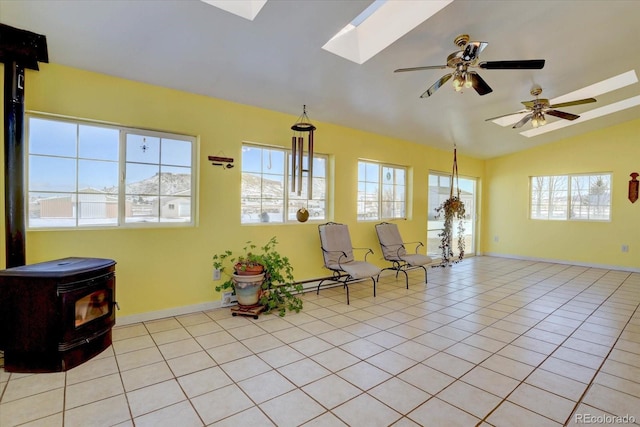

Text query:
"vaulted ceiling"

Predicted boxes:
[[2, 0, 639, 159]]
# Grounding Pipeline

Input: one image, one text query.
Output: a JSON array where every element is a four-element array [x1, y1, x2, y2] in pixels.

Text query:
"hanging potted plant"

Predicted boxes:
[[435, 148, 466, 266], [212, 237, 303, 316]]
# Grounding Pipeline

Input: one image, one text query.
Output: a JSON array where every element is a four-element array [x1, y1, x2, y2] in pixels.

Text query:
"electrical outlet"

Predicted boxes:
[[622, 244, 629, 253], [213, 268, 221, 280]]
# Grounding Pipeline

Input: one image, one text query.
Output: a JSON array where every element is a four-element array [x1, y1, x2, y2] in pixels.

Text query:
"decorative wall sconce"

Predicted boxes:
[[208, 155, 234, 169], [629, 172, 639, 203], [291, 105, 316, 197]]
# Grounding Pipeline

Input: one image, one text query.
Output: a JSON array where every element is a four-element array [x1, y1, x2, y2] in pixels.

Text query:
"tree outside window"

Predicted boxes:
[[531, 173, 611, 221]]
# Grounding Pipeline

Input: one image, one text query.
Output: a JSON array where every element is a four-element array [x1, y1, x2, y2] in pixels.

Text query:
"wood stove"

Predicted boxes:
[[0, 257, 116, 372]]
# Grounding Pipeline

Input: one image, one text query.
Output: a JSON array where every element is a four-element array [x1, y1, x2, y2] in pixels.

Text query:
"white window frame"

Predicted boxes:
[[530, 173, 612, 221], [357, 160, 407, 221], [428, 171, 477, 257], [26, 114, 197, 229], [240, 143, 328, 224]]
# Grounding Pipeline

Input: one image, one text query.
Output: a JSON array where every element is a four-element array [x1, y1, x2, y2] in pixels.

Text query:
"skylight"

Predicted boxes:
[[351, 0, 387, 27], [200, 0, 267, 21], [322, 0, 453, 65]]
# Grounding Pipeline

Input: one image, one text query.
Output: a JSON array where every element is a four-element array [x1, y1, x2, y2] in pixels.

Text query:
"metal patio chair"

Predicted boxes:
[[317, 222, 381, 304], [375, 222, 433, 289]]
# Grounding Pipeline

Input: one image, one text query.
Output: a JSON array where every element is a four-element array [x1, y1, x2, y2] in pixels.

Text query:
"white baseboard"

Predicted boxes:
[[483, 252, 640, 273], [115, 271, 399, 326], [116, 301, 221, 326]]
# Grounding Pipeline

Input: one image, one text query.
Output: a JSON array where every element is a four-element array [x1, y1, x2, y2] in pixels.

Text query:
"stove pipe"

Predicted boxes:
[[0, 23, 48, 267], [4, 62, 26, 267]]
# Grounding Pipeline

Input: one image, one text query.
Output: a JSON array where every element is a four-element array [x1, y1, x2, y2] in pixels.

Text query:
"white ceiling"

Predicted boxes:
[[1, 0, 639, 159]]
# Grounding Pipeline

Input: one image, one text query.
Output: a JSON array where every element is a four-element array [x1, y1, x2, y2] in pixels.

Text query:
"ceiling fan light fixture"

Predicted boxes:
[[452, 74, 464, 91], [464, 73, 473, 88], [531, 111, 545, 128]]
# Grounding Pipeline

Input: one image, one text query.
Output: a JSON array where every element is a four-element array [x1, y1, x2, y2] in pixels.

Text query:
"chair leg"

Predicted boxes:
[[345, 282, 350, 305], [380, 265, 411, 289], [371, 277, 376, 298], [316, 279, 326, 296], [421, 265, 428, 284], [400, 269, 409, 289]]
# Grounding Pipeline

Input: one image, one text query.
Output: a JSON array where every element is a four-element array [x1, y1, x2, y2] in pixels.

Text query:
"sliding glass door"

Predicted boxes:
[[427, 172, 477, 258]]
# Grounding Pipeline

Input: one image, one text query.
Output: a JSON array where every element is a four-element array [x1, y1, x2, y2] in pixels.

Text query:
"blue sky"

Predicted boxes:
[[29, 117, 192, 193]]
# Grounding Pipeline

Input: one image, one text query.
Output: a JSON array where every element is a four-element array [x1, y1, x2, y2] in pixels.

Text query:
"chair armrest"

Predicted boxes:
[[321, 248, 349, 269], [404, 241, 425, 254], [353, 247, 375, 262]]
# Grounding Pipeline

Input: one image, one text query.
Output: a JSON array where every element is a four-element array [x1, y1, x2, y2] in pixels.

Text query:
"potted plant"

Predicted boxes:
[[212, 237, 303, 316], [233, 251, 265, 276], [435, 195, 466, 266]]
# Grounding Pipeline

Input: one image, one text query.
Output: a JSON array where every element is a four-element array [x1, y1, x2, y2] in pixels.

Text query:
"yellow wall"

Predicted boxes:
[[482, 118, 640, 269], [0, 63, 485, 317]]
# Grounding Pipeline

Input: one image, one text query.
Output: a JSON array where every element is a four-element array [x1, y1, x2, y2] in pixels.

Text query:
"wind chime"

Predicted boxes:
[[290, 105, 316, 197], [290, 105, 316, 222]]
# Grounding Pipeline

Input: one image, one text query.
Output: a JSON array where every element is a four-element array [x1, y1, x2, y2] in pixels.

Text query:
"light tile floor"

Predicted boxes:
[[1, 256, 640, 426]]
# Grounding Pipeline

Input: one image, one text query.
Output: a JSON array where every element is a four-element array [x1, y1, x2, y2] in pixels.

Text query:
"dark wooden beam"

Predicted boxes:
[[0, 23, 48, 70]]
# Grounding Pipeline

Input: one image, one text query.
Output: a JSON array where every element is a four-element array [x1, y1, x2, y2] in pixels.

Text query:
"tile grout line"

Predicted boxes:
[[425, 264, 611, 425], [563, 280, 640, 425], [476, 269, 635, 426]]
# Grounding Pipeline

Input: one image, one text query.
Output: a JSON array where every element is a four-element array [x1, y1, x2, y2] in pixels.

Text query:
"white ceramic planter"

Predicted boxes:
[[232, 273, 265, 306]]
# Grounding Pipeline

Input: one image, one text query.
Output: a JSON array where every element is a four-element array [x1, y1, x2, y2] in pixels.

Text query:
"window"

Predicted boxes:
[[27, 115, 196, 228], [530, 173, 611, 221], [357, 161, 406, 221], [241, 144, 327, 224]]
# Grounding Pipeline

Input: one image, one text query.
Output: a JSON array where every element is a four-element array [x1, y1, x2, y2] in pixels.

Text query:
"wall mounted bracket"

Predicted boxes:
[[208, 155, 234, 169]]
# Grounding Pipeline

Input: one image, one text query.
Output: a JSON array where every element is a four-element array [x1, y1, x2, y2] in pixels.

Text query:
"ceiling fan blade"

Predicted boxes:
[[461, 41, 488, 61], [469, 72, 493, 96], [420, 73, 453, 98], [549, 98, 597, 108], [478, 59, 545, 70], [546, 110, 580, 120], [512, 113, 533, 128], [485, 110, 528, 121], [394, 65, 447, 73]]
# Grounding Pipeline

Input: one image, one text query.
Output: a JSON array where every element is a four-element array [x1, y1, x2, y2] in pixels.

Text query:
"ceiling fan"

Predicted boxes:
[[394, 34, 545, 98], [485, 85, 597, 128]]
